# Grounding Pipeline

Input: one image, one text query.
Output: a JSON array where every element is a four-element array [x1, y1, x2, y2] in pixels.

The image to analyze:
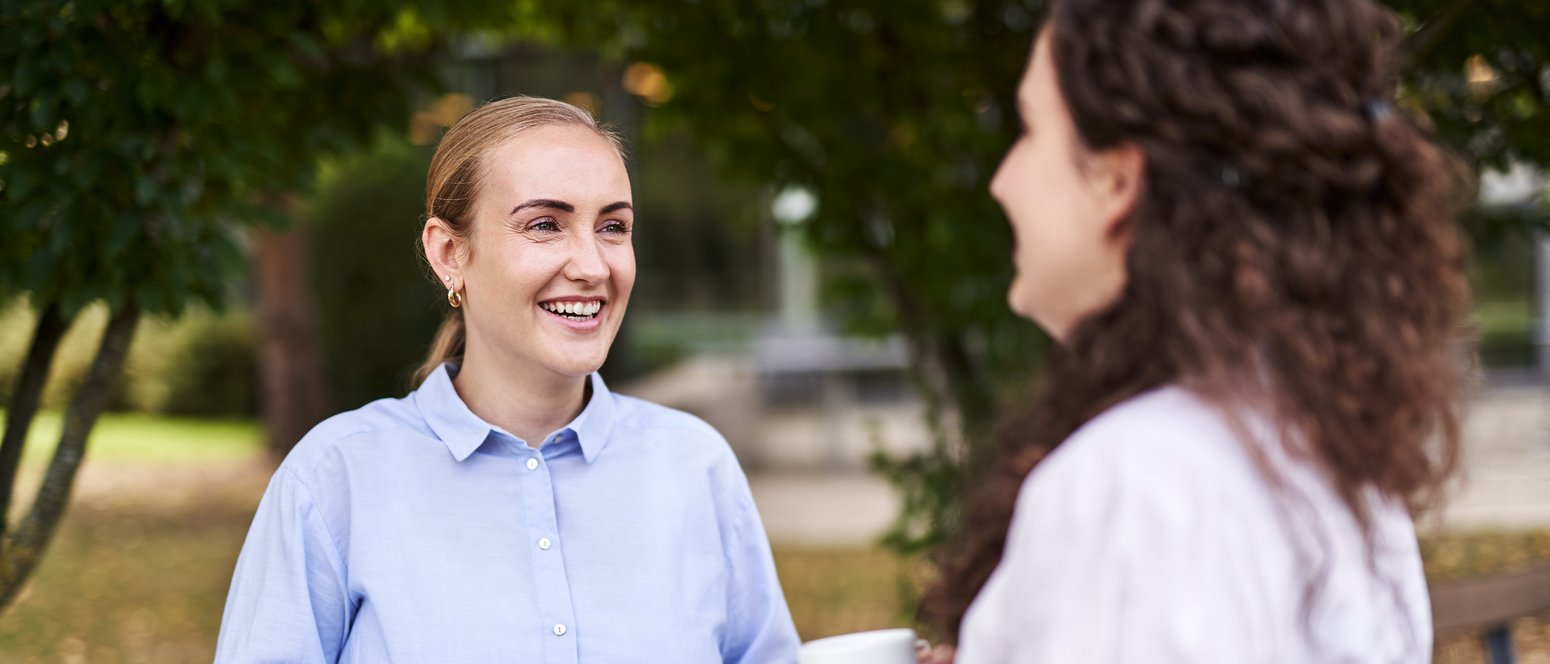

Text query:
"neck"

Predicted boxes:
[[452, 343, 589, 448]]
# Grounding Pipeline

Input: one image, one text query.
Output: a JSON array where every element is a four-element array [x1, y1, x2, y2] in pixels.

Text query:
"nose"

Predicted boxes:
[[563, 232, 610, 284]]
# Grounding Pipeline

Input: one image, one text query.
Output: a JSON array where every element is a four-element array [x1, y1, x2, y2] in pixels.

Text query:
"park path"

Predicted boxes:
[[751, 380, 1550, 547]]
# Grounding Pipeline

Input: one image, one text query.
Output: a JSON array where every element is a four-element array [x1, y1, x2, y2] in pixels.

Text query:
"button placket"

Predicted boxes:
[[518, 451, 578, 663]]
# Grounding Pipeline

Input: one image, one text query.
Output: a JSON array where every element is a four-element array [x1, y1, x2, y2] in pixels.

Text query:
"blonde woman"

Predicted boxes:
[[216, 97, 799, 663]]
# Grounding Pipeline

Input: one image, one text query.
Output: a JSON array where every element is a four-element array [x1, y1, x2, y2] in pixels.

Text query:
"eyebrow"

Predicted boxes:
[[511, 199, 574, 215], [509, 199, 633, 215]]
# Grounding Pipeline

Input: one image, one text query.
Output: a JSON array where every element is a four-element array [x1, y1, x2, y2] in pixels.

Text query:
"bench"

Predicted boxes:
[[1431, 564, 1550, 663]]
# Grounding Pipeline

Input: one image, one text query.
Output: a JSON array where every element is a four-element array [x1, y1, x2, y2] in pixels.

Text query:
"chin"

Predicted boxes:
[[543, 352, 609, 378], [1007, 288, 1035, 322]]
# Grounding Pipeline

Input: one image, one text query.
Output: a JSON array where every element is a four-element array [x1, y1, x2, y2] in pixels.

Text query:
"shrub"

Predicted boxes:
[[307, 137, 444, 408], [147, 311, 259, 418]]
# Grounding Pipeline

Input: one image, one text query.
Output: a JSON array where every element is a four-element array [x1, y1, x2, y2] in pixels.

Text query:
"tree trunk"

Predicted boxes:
[[0, 305, 138, 612], [0, 301, 73, 538], [255, 221, 331, 461]]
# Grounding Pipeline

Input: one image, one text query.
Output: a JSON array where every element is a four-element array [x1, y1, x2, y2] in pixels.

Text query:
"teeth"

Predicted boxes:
[[541, 301, 602, 317]]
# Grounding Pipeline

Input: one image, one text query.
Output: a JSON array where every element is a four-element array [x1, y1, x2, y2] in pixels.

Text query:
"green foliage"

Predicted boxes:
[[630, 134, 768, 314], [145, 311, 258, 418], [307, 137, 443, 408], [0, 0, 518, 607], [1388, 0, 1550, 171], [0, 0, 515, 318]]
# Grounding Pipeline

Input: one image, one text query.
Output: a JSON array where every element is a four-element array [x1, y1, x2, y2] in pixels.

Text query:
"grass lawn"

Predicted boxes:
[[9, 410, 262, 464], [0, 413, 1547, 662]]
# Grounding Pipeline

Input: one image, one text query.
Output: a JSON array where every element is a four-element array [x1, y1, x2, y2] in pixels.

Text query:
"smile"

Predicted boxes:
[[539, 299, 604, 322]]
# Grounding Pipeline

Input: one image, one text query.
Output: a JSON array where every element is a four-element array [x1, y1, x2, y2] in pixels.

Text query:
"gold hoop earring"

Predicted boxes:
[[447, 288, 463, 308]]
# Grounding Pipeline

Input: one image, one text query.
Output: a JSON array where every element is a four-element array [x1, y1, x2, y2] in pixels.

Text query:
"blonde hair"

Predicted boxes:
[[413, 96, 625, 385]]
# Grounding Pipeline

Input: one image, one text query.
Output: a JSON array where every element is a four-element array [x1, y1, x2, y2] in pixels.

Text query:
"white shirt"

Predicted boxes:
[[957, 386, 1431, 663]]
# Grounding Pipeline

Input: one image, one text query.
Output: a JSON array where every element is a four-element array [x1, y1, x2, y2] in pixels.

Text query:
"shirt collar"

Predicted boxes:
[[414, 363, 616, 464], [570, 372, 617, 464]]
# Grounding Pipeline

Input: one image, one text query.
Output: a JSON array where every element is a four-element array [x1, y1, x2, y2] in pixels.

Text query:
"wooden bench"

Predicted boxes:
[[1431, 564, 1550, 663]]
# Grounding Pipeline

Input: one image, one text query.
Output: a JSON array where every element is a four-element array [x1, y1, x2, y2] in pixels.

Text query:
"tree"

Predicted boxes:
[[1392, 0, 1550, 172], [533, 0, 1550, 555], [0, 0, 508, 612]]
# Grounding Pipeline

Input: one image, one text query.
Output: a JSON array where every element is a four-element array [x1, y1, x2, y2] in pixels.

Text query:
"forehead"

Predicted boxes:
[[480, 125, 630, 201]]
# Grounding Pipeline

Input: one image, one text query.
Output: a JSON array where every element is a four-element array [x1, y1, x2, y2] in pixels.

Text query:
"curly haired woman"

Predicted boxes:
[[920, 0, 1469, 661]]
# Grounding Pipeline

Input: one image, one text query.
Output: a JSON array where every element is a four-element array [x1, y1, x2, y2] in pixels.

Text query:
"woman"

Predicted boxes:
[[921, 0, 1467, 661], [216, 97, 799, 663]]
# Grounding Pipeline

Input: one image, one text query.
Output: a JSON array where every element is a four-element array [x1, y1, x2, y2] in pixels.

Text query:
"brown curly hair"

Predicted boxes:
[[920, 0, 1472, 642]]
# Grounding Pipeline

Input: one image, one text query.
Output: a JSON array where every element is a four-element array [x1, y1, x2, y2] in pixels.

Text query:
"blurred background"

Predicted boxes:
[[2, 0, 1550, 662]]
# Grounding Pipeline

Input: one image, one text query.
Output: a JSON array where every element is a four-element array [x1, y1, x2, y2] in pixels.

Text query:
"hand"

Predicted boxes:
[[916, 640, 956, 664]]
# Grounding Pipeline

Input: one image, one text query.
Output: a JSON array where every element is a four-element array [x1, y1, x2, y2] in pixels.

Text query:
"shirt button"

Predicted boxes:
[[526, 458, 539, 471], [553, 623, 567, 636], [538, 537, 552, 551]]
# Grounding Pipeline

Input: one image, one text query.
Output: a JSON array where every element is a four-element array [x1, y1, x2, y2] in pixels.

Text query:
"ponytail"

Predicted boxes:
[[412, 311, 466, 385]]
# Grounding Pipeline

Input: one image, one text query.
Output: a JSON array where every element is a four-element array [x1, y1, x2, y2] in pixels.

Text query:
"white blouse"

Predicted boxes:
[[956, 386, 1431, 663]]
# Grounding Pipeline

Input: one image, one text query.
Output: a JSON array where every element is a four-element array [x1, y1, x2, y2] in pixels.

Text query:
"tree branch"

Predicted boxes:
[[0, 301, 72, 539], [1402, 0, 1475, 72], [0, 305, 138, 611]]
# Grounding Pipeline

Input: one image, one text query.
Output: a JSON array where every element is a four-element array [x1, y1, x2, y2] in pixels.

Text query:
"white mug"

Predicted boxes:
[[798, 628, 918, 664]]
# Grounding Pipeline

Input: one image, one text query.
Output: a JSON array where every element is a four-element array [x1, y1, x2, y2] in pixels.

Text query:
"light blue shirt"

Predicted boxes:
[[216, 364, 799, 663]]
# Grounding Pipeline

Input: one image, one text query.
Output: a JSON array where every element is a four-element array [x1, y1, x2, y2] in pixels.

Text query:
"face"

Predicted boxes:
[[432, 124, 635, 381], [990, 29, 1139, 342]]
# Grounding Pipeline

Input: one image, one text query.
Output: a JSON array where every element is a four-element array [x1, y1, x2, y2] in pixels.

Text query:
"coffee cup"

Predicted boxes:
[[798, 628, 918, 664]]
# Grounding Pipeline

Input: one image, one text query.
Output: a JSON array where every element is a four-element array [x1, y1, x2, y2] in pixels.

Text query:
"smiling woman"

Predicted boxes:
[[420, 119, 638, 443], [918, 0, 1470, 662], [214, 97, 799, 663]]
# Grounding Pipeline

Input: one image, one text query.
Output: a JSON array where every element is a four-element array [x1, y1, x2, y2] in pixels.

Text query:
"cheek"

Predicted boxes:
[[1001, 149, 1064, 228], [611, 246, 637, 291], [499, 250, 563, 296]]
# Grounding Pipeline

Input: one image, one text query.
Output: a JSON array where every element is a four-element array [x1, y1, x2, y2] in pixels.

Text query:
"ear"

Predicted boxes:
[[422, 217, 467, 287], [1084, 143, 1145, 237]]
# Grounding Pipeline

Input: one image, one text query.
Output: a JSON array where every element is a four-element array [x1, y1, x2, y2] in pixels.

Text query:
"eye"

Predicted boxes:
[[527, 217, 560, 232], [600, 220, 631, 235]]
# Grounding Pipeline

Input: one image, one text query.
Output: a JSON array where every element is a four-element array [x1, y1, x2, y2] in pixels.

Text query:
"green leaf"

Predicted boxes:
[[134, 175, 156, 205], [6, 166, 36, 200], [12, 60, 35, 95], [107, 213, 139, 253], [204, 58, 227, 83], [70, 154, 102, 188], [62, 78, 89, 104], [29, 93, 57, 130]]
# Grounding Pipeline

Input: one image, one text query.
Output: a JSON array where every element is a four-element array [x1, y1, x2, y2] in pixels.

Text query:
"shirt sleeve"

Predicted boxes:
[[215, 468, 354, 664], [719, 466, 801, 664], [973, 440, 1265, 663]]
